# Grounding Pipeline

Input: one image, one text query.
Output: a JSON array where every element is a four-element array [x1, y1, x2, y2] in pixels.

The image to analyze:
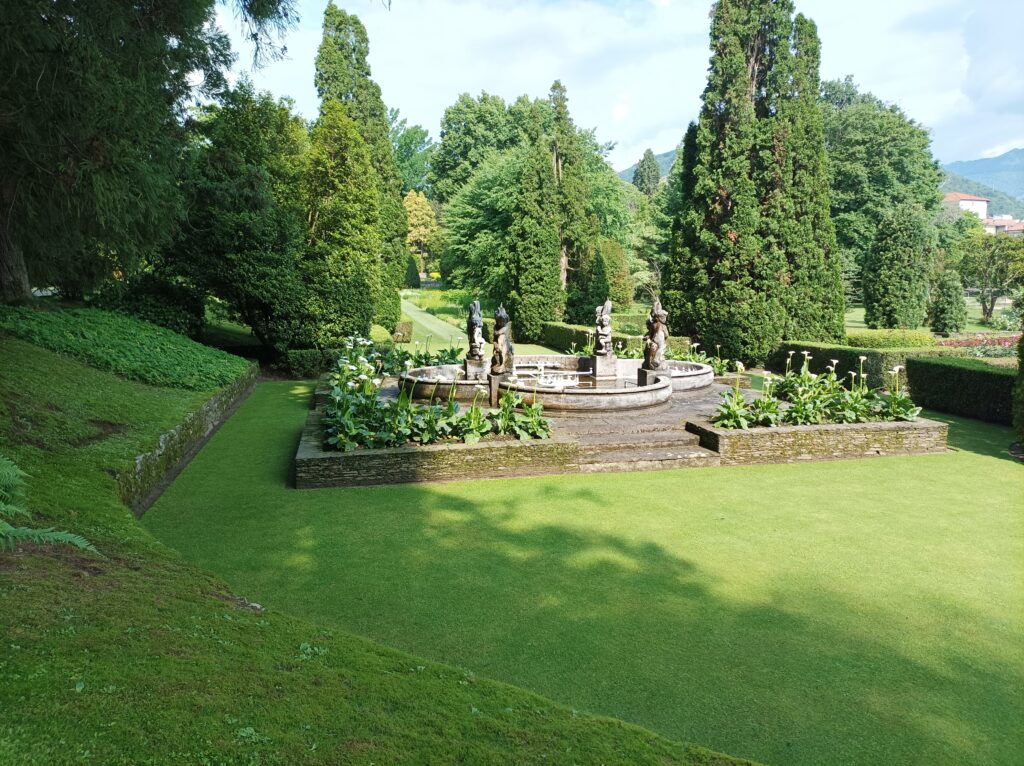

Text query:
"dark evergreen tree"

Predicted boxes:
[[503, 112, 563, 341], [631, 149, 661, 196], [549, 81, 599, 323], [928, 270, 967, 334], [315, 2, 405, 329], [767, 14, 844, 341], [0, 0, 294, 302], [664, 0, 841, 361], [172, 80, 309, 353], [302, 100, 382, 345], [863, 203, 934, 329]]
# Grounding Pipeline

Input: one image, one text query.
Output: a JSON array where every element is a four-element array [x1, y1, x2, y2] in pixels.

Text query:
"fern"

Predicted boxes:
[[0, 454, 98, 555], [0, 522, 98, 554]]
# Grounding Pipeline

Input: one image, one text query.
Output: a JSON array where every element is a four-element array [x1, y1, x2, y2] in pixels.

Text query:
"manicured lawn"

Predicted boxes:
[[145, 381, 1024, 765], [401, 295, 556, 354], [844, 297, 1009, 334], [0, 336, 748, 765]]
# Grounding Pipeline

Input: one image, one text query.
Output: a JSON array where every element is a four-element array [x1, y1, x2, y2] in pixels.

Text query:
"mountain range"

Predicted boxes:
[[618, 147, 1024, 217]]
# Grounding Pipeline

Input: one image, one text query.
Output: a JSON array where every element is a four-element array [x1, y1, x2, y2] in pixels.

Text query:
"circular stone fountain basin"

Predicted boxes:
[[398, 355, 713, 412]]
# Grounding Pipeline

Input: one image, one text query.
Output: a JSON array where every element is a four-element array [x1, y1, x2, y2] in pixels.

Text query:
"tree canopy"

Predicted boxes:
[[632, 149, 661, 196]]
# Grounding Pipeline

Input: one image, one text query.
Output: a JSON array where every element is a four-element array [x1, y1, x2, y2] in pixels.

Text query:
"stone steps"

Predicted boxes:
[[578, 445, 720, 473], [574, 429, 699, 457]]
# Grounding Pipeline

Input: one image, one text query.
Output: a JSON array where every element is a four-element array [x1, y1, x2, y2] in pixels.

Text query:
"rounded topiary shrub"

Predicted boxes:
[[929, 270, 968, 335]]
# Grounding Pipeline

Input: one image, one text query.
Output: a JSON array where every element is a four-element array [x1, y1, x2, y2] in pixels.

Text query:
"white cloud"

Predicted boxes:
[[223, 0, 1022, 169]]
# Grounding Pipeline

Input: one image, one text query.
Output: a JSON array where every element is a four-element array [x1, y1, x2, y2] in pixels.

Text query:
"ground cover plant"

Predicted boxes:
[[321, 337, 551, 450], [713, 353, 920, 429], [0, 335, 748, 766], [145, 379, 1024, 766], [0, 306, 250, 391]]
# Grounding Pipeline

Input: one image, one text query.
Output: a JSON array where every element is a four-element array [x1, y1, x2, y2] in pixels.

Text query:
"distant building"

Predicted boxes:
[[943, 191, 989, 219], [943, 191, 1022, 237]]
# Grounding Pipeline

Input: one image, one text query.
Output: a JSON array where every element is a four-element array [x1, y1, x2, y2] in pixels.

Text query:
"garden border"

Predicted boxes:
[[119, 362, 260, 516], [685, 418, 948, 465]]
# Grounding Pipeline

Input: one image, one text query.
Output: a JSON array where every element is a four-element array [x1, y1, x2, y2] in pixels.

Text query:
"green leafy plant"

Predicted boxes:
[[876, 366, 922, 422], [0, 455, 97, 554], [711, 364, 751, 429]]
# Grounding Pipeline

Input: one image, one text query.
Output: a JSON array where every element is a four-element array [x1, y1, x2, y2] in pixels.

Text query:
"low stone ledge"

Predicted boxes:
[[295, 410, 580, 489], [119, 362, 259, 515], [685, 418, 948, 465]]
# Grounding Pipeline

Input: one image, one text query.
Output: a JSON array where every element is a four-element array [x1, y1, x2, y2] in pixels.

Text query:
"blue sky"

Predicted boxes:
[[219, 0, 1023, 170]]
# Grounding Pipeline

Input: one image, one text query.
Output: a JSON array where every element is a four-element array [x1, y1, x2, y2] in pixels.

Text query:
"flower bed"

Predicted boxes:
[[713, 354, 920, 430], [320, 337, 552, 451]]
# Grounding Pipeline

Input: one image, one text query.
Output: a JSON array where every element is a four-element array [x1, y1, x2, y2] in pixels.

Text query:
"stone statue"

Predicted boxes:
[[594, 299, 613, 356], [642, 299, 669, 370], [466, 300, 485, 361], [490, 305, 515, 374]]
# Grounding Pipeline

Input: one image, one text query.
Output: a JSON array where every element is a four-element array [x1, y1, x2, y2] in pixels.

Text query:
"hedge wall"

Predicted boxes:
[[767, 341, 966, 389], [539, 321, 689, 354], [845, 328, 935, 349], [284, 348, 341, 378], [906, 357, 1016, 425], [1015, 334, 1024, 443]]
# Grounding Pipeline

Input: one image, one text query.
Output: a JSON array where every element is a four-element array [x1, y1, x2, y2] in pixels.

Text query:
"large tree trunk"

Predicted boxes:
[[0, 193, 31, 303]]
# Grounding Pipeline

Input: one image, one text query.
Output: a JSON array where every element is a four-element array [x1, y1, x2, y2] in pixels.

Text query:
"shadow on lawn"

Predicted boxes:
[[253, 482, 1023, 766], [923, 410, 1020, 463], [154, 384, 1023, 766]]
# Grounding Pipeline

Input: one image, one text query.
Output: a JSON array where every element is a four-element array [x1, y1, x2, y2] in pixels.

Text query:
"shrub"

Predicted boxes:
[[845, 329, 935, 348], [0, 307, 250, 391], [392, 321, 413, 344], [92, 273, 206, 339], [928, 270, 968, 335], [404, 253, 421, 288], [768, 341, 965, 389], [906, 356, 1016, 425], [284, 348, 340, 378]]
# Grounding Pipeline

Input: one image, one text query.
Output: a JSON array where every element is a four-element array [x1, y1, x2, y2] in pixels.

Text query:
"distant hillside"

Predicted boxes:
[[944, 148, 1024, 200], [618, 148, 676, 182], [941, 171, 1024, 219]]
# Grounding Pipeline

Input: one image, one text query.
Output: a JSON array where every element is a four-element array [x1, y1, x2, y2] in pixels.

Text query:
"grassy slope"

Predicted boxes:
[[0, 337, 749, 766], [146, 380, 1024, 766]]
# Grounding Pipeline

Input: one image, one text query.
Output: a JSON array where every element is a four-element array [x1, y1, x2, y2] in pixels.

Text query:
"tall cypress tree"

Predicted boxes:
[[302, 100, 382, 344], [506, 109, 563, 341], [863, 203, 933, 329], [765, 14, 845, 341], [632, 149, 661, 197], [665, 0, 841, 361], [315, 2, 405, 329], [549, 81, 599, 322]]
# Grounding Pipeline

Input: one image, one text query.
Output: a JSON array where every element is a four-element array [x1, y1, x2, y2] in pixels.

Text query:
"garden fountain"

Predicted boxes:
[[398, 298, 714, 412]]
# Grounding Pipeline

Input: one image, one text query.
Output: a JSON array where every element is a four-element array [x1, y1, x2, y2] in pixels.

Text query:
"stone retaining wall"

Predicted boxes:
[[119, 362, 259, 515], [686, 418, 948, 465], [295, 410, 580, 489]]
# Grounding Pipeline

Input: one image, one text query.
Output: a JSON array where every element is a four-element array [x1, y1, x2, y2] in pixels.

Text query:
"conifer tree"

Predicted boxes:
[[863, 203, 934, 329], [506, 112, 563, 341], [632, 149, 661, 197], [664, 0, 842, 361], [549, 81, 599, 323], [315, 3, 405, 328], [403, 190, 437, 272], [302, 100, 382, 344]]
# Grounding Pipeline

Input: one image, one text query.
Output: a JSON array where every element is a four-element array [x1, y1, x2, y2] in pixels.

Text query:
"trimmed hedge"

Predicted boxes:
[[844, 328, 935, 348], [540, 321, 689, 354], [0, 306, 249, 391], [906, 356, 1016, 425], [1016, 334, 1024, 442], [284, 348, 340, 378], [768, 341, 966, 389]]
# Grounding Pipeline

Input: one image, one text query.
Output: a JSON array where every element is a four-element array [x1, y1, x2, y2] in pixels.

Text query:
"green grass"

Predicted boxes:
[[0, 336, 748, 765], [0, 305, 251, 390], [844, 297, 1009, 334], [146, 382, 1024, 766]]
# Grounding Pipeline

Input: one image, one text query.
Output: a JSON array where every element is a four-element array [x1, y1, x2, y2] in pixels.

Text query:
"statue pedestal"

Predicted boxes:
[[637, 367, 666, 387], [591, 353, 618, 380], [487, 372, 507, 408], [464, 358, 489, 381]]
